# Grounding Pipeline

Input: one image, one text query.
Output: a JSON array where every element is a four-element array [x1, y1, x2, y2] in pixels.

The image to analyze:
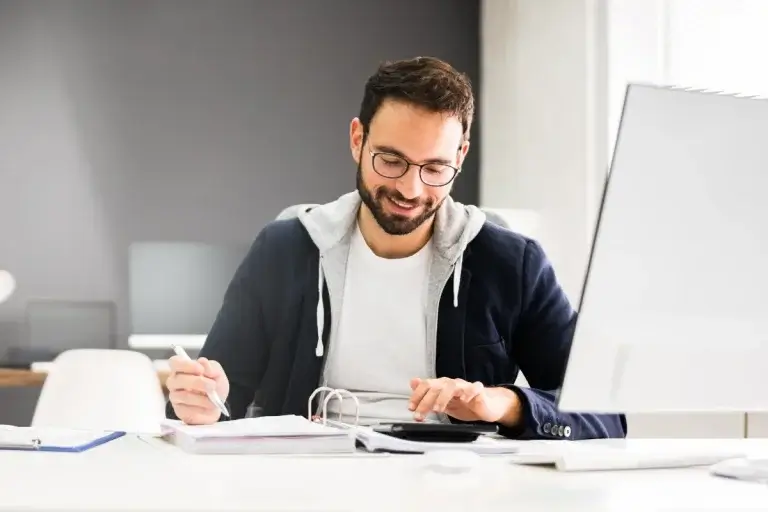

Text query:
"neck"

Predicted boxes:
[[358, 205, 434, 259]]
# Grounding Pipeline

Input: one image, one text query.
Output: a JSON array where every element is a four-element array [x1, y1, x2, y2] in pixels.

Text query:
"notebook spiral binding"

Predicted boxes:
[[308, 386, 360, 427]]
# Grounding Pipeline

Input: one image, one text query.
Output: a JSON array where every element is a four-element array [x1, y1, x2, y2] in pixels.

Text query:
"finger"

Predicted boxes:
[[408, 380, 433, 411], [173, 403, 218, 425], [409, 377, 422, 391], [170, 390, 214, 409], [197, 357, 215, 378], [414, 385, 446, 419], [199, 358, 224, 379], [443, 401, 480, 422], [168, 355, 204, 375], [433, 382, 464, 413], [460, 381, 485, 403], [166, 373, 202, 394], [167, 373, 216, 394]]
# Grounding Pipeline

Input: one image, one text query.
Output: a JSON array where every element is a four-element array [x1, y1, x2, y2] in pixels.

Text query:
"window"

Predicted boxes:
[[607, 0, 768, 162]]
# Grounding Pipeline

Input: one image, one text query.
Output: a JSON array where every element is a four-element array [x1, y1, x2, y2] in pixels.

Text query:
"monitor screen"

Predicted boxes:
[[128, 242, 249, 344]]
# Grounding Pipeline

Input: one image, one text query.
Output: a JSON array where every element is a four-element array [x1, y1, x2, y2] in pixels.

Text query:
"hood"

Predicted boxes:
[[276, 191, 486, 262], [275, 191, 487, 357]]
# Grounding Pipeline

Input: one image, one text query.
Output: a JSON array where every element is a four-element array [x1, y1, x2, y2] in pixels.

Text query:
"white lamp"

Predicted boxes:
[[0, 270, 16, 304]]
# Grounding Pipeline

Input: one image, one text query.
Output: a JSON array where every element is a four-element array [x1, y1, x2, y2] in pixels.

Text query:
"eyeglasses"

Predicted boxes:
[[369, 150, 460, 187]]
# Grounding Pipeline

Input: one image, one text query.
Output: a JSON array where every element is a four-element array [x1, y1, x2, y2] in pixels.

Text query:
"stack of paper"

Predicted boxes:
[[161, 415, 357, 455]]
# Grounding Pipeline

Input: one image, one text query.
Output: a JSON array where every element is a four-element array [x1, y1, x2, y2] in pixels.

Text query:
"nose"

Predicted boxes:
[[395, 165, 425, 200]]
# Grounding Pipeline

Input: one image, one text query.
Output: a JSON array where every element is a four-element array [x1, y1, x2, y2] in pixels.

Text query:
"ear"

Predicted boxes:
[[457, 140, 470, 168], [350, 118, 365, 164]]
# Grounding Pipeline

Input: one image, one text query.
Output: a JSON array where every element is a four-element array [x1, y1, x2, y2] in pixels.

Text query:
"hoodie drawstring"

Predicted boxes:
[[452, 253, 463, 308], [314, 253, 465, 358], [316, 259, 325, 357]]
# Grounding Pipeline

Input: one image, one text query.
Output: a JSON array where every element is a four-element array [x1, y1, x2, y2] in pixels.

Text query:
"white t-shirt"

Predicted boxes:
[[323, 224, 438, 425]]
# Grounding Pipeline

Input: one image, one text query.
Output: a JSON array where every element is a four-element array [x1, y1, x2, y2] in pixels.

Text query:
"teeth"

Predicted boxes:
[[391, 198, 414, 209]]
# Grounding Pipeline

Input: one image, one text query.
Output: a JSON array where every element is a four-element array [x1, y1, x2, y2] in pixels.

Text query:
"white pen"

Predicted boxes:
[[171, 344, 230, 418]]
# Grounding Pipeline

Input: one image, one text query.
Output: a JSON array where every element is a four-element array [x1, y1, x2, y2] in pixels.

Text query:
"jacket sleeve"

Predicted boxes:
[[165, 227, 274, 421], [499, 239, 627, 440]]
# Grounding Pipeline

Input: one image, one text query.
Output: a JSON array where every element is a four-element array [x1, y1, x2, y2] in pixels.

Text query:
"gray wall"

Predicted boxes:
[[0, 0, 481, 425]]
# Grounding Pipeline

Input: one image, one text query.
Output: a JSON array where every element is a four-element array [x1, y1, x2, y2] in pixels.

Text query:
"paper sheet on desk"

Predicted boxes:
[[323, 421, 521, 455]]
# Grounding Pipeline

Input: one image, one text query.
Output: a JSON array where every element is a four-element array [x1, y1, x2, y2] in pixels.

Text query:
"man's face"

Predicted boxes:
[[350, 99, 469, 236]]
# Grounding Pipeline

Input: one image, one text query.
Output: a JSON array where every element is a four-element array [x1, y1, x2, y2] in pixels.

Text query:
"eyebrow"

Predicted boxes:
[[372, 144, 454, 166]]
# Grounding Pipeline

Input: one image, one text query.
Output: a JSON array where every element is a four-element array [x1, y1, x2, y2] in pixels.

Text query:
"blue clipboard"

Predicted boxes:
[[0, 429, 125, 452]]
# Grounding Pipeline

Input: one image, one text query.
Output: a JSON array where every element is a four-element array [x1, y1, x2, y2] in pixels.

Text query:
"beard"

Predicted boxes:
[[356, 163, 443, 236]]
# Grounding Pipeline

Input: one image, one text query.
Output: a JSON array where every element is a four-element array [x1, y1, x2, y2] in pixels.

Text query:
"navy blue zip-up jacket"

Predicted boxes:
[[166, 193, 626, 440]]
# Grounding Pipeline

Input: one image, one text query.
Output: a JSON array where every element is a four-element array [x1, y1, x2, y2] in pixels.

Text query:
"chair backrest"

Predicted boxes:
[[481, 208, 541, 240], [32, 349, 166, 435]]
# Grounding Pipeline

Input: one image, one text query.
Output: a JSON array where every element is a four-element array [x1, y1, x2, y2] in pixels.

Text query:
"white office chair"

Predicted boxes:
[[32, 349, 166, 435], [481, 208, 541, 241]]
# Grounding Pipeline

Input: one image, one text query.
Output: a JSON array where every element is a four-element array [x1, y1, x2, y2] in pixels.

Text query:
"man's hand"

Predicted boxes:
[[167, 356, 230, 425], [408, 377, 523, 427]]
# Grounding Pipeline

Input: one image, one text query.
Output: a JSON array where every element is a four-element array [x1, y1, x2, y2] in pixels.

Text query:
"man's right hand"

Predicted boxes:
[[167, 355, 230, 425]]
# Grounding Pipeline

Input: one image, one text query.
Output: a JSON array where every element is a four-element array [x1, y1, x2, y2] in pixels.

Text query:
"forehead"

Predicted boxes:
[[367, 99, 463, 160]]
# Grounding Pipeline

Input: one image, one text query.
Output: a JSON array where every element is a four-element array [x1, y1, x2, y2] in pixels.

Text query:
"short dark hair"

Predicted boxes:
[[358, 56, 475, 142]]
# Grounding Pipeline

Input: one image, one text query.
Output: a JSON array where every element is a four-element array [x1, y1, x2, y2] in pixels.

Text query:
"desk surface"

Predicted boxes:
[[1, 436, 767, 511]]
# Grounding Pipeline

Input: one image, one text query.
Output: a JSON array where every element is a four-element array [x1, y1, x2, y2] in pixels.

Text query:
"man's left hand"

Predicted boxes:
[[408, 377, 522, 427]]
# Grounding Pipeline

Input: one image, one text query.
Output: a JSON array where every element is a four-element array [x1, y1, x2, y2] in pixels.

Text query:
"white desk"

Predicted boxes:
[[2, 437, 768, 510]]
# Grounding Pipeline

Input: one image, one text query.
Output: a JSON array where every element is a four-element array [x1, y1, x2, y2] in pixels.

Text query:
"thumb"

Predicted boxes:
[[409, 377, 422, 390]]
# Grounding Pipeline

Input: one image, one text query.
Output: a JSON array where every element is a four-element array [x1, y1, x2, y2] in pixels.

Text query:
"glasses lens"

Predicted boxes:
[[372, 153, 408, 178], [420, 164, 456, 186], [371, 153, 457, 186]]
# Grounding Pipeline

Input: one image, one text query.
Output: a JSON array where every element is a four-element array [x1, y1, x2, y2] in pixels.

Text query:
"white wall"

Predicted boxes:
[[480, 0, 608, 306], [0, 4, 121, 320], [607, 0, 768, 158]]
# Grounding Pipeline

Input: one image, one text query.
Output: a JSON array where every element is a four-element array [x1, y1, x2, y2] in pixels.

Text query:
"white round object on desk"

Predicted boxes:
[[0, 270, 16, 304], [423, 449, 481, 475]]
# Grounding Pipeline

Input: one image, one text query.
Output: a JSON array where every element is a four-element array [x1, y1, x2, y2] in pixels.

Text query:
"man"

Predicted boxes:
[[166, 56, 626, 440]]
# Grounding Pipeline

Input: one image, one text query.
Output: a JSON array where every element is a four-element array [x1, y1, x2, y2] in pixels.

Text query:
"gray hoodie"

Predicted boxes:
[[276, 191, 487, 389]]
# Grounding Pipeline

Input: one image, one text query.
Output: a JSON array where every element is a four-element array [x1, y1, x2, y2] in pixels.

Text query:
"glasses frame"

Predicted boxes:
[[368, 150, 460, 188]]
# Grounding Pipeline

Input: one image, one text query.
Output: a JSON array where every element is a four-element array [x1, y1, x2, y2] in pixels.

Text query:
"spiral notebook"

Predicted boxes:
[[161, 387, 520, 455], [0, 426, 125, 452]]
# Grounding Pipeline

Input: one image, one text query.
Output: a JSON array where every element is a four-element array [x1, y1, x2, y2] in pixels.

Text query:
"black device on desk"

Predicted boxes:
[[372, 422, 498, 443]]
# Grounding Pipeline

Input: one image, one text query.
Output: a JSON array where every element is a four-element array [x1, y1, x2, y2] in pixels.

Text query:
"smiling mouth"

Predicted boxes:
[[387, 196, 419, 212]]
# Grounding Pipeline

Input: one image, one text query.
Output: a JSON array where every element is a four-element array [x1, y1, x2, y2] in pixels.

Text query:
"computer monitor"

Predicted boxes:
[[127, 241, 249, 350], [558, 84, 768, 414]]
